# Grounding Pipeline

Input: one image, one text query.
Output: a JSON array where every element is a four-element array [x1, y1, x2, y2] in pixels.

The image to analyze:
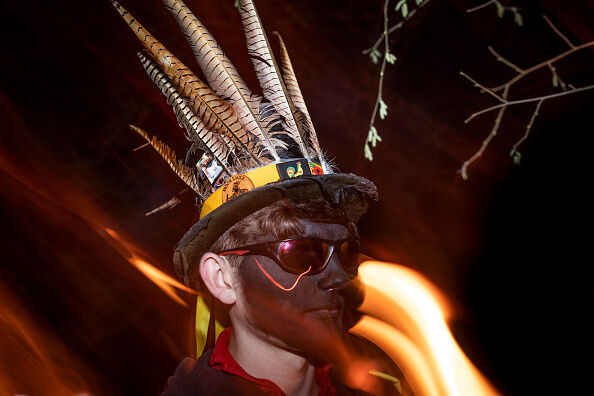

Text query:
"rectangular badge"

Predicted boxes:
[[197, 153, 223, 184], [276, 159, 312, 180]]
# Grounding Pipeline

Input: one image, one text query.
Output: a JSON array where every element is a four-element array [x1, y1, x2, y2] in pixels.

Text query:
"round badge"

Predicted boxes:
[[221, 174, 255, 203]]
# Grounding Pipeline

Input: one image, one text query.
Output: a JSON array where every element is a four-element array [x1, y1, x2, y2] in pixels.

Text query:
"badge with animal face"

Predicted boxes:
[[221, 174, 255, 203], [308, 162, 324, 175], [277, 159, 312, 180]]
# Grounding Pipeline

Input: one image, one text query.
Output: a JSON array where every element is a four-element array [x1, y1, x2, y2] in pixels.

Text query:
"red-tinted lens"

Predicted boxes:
[[340, 240, 361, 271], [278, 239, 325, 273]]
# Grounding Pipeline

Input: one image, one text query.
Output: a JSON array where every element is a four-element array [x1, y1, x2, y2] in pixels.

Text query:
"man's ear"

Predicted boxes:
[[199, 253, 237, 305]]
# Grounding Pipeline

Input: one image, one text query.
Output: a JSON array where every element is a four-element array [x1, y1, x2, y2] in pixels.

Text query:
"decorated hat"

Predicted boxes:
[[112, 0, 377, 287]]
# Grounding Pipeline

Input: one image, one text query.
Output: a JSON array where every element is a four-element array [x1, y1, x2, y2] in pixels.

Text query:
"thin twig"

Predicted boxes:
[[542, 15, 575, 49], [370, 0, 391, 126], [490, 41, 594, 92], [459, 86, 509, 179], [365, 0, 431, 160], [364, 0, 391, 160], [510, 99, 544, 156], [460, 71, 507, 103], [363, 15, 410, 55], [362, 0, 431, 55], [547, 62, 568, 91], [488, 46, 525, 74], [465, 84, 594, 123], [466, 0, 496, 13]]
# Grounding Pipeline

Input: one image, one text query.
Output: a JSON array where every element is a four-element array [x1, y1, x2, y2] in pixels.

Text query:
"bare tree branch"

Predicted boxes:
[[465, 84, 594, 123], [460, 71, 507, 103], [542, 15, 575, 49], [490, 41, 594, 92], [458, 13, 594, 179], [466, 0, 497, 14], [510, 99, 544, 158], [488, 46, 525, 74], [459, 86, 509, 179]]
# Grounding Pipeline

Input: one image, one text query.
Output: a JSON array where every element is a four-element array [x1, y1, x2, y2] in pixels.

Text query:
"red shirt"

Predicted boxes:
[[210, 328, 337, 396]]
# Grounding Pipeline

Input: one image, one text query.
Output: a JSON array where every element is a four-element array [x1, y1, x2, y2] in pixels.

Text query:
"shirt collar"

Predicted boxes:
[[210, 327, 336, 396]]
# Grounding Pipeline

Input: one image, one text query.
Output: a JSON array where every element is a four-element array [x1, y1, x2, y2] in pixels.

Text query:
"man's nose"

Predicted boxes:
[[316, 251, 352, 290]]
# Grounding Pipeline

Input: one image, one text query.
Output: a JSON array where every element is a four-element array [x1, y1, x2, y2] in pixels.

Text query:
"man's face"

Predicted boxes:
[[230, 219, 362, 361]]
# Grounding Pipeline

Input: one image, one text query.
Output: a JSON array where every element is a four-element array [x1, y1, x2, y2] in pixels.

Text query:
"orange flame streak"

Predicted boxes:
[[0, 287, 91, 395], [103, 228, 198, 307], [351, 261, 500, 396]]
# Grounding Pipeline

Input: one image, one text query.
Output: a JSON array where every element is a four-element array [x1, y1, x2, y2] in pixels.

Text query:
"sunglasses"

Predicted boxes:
[[217, 237, 361, 276]]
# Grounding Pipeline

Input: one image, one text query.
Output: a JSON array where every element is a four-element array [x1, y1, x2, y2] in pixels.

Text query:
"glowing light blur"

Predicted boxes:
[[351, 261, 500, 396], [0, 285, 91, 395], [103, 228, 198, 307]]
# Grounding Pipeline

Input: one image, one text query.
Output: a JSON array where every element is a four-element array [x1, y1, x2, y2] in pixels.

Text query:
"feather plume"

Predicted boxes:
[[129, 124, 203, 196], [111, 0, 261, 166], [137, 53, 233, 173], [162, 0, 281, 161], [273, 32, 327, 168], [237, 0, 310, 158]]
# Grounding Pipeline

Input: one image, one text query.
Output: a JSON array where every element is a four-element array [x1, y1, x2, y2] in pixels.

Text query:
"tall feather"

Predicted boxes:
[[274, 32, 327, 168], [137, 53, 233, 174], [111, 0, 261, 166], [162, 0, 281, 161], [130, 124, 202, 196], [237, 0, 310, 158]]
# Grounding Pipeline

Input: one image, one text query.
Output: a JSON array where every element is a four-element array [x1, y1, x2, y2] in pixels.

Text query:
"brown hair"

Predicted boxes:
[[210, 198, 357, 266]]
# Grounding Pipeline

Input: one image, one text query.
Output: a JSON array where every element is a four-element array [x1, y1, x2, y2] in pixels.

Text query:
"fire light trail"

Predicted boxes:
[[351, 261, 500, 396], [102, 228, 198, 307]]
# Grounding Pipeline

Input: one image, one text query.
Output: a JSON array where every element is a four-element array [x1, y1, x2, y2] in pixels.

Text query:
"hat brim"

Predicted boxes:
[[173, 173, 377, 285]]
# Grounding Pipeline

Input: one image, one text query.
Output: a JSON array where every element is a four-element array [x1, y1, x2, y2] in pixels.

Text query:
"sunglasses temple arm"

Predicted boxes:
[[218, 250, 250, 256], [253, 257, 311, 292]]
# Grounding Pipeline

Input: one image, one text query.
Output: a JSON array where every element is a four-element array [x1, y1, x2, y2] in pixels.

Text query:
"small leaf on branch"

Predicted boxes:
[[401, 3, 409, 18], [560, 80, 567, 90], [395, 0, 406, 12], [379, 98, 388, 119], [514, 11, 523, 26], [386, 52, 397, 64], [364, 143, 373, 161], [415, 0, 424, 5], [511, 150, 522, 165], [552, 74, 559, 87], [370, 49, 382, 64], [495, 1, 504, 18], [367, 126, 383, 147], [234, 0, 240, 10]]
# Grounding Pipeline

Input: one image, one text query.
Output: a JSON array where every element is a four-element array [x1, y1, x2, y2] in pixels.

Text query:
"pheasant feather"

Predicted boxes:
[[237, 0, 310, 158], [274, 32, 327, 168], [138, 53, 233, 174], [162, 0, 281, 161], [130, 124, 202, 196], [111, 0, 261, 166]]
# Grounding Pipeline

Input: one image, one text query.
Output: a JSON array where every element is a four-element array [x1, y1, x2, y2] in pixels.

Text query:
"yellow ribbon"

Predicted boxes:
[[195, 295, 225, 356]]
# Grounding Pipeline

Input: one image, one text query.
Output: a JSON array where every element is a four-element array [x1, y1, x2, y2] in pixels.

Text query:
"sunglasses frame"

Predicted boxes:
[[216, 236, 361, 275]]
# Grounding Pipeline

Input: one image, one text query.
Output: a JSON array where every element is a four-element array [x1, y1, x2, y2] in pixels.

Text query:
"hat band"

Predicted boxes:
[[200, 159, 325, 219]]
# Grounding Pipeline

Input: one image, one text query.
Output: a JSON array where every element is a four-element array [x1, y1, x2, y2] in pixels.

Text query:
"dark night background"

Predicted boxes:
[[1, 0, 592, 395]]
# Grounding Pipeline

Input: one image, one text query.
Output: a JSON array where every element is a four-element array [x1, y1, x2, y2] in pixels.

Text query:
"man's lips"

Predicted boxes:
[[306, 296, 345, 318], [306, 306, 343, 318]]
